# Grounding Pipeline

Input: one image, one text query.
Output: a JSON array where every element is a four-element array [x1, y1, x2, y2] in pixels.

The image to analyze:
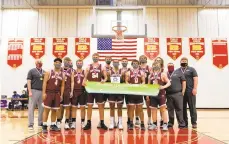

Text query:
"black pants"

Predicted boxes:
[[183, 91, 197, 126], [166, 92, 185, 127]]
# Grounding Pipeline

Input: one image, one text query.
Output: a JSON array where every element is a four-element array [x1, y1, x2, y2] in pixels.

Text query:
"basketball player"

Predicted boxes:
[[42, 58, 65, 133], [125, 60, 145, 130], [108, 59, 124, 130], [82, 53, 108, 130], [56, 57, 74, 130], [139, 55, 152, 127], [154, 56, 165, 127], [70, 59, 86, 129], [148, 62, 171, 131]]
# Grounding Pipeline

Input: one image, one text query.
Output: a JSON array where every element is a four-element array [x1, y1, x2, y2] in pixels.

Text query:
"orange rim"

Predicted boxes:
[[112, 26, 127, 32]]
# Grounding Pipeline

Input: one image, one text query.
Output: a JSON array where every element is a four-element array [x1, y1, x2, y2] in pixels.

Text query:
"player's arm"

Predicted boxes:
[[161, 72, 171, 89], [148, 75, 151, 84], [82, 66, 90, 86], [42, 71, 49, 101], [141, 71, 145, 84], [27, 70, 33, 96], [102, 68, 108, 82], [70, 72, 74, 97], [125, 71, 130, 84], [60, 74, 65, 100]]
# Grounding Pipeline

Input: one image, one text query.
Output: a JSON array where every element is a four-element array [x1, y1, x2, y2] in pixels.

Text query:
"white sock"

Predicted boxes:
[[43, 122, 47, 126], [118, 117, 122, 124], [51, 122, 56, 125], [148, 118, 152, 124], [110, 117, 114, 123]]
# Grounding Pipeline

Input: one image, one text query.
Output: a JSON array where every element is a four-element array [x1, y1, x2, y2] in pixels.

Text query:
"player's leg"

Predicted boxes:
[[125, 95, 130, 126], [70, 91, 77, 129], [63, 90, 71, 129], [145, 96, 152, 126], [97, 94, 108, 130], [42, 92, 52, 133], [83, 93, 94, 130], [136, 96, 145, 130], [56, 104, 64, 129], [79, 91, 87, 128], [108, 94, 116, 129], [148, 97, 158, 130], [117, 95, 124, 129], [50, 93, 61, 131], [159, 95, 168, 131], [127, 95, 135, 130]]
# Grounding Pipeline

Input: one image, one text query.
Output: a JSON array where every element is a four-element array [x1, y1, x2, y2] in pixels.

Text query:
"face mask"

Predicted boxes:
[[93, 58, 99, 63], [122, 62, 128, 67], [77, 64, 83, 69], [54, 63, 61, 69], [64, 62, 69, 67], [140, 59, 147, 63], [132, 64, 139, 69], [168, 65, 174, 73], [36, 63, 42, 69], [113, 63, 119, 68], [69, 64, 73, 68], [106, 60, 111, 65], [180, 63, 188, 67], [153, 66, 160, 72]]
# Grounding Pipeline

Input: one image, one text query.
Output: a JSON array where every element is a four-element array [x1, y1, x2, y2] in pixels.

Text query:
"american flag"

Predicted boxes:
[[97, 38, 137, 61]]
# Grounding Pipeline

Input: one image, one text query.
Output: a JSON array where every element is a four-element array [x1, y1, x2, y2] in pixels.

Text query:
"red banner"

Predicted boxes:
[[30, 38, 45, 59], [189, 38, 205, 60], [212, 39, 228, 69], [144, 38, 160, 60], [75, 38, 90, 60], [167, 38, 182, 60], [53, 38, 68, 58], [7, 38, 23, 68]]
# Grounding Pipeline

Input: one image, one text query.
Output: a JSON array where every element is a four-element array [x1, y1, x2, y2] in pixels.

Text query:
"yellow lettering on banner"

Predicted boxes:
[[192, 45, 201, 51], [147, 45, 156, 51], [33, 45, 42, 51], [170, 45, 179, 50], [56, 45, 64, 51], [78, 45, 87, 50]]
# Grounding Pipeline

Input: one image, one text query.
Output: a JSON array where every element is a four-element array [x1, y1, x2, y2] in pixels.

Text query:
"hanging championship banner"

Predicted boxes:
[[75, 38, 90, 60], [53, 38, 68, 58], [167, 38, 182, 60], [144, 38, 160, 60], [189, 38, 205, 60], [30, 38, 45, 59], [212, 39, 228, 69], [7, 38, 23, 68]]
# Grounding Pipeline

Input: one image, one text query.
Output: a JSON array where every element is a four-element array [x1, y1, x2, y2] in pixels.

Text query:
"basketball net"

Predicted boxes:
[[112, 26, 127, 41]]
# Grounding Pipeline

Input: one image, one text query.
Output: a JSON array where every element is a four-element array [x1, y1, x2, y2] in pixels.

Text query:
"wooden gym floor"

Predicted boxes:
[[0, 109, 229, 144]]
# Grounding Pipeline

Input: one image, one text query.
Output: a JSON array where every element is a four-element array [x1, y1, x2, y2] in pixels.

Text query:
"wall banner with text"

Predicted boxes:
[[75, 38, 90, 60], [144, 38, 160, 60], [189, 38, 205, 60], [53, 38, 68, 58], [7, 38, 23, 68], [30, 38, 45, 59], [167, 38, 182, 60], [212, 39, 228, 69]]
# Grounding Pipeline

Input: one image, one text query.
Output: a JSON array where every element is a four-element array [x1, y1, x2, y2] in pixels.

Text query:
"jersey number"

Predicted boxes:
[[92, 73, 98, 79]]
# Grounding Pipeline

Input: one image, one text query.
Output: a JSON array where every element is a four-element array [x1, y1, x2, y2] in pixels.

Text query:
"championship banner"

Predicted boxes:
[[212, 39, 228, 69], [53, 38, 68, 58], [144, 38, 160, 60], [75, 38, 90, 60], [85, 82, 160, 96], [167, 38, 182, 60], [30, 38, 45, 59], [7, 38, 23, 68], [189, 38, 205, 60]]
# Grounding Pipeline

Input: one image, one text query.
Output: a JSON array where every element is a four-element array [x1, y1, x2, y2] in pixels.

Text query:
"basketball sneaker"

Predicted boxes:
[[70, 122, 76, 129], [64, 122, 70, 130], [109, 120, 115, 130], [83, 122, 91, 130], [162, 123, 168, 131], [148, 124, 157, 130], [50, 125, 60, 131], [56, 121, 61, 129], [135, 120, 140, 128], [128, 123, 134, 130], [100, 123, 108, 130], [118, 122, 123, 130], [42, 125, 48, 133], [141, 123, 145, 130]]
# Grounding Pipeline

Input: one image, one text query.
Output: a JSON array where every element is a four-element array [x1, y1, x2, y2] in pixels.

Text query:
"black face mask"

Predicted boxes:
[[180, 63, 188, 67], [106, 61, 111, 65]]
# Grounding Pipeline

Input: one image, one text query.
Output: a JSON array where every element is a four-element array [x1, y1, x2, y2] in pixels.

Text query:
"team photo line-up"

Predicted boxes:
[[27, 53, 198, 133]]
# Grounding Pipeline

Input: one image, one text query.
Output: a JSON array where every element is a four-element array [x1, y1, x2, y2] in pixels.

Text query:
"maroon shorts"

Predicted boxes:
[[43, 92, 61, 109], [61, 89, 71, 107], [108, 94, 124, 104], [87, 93, 104, 105], [150, 94, 166, 108], [127, 95, 143, 105], [71, 90, 87, 107]]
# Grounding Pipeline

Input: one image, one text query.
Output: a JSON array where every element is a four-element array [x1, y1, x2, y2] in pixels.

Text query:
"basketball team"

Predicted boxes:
[[26, 53, 198, 133]]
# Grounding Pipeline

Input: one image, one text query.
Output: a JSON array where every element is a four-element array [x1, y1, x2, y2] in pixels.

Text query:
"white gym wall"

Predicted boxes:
[[0, 0, 229, 108]]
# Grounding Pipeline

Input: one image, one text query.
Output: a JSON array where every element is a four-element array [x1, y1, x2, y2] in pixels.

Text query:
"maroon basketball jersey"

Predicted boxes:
[[129, 69, 142, 84], [120, 67, 130, 83], [139, 65, 150, 82], [74, 70, 85, 90], [63, 68, 72, 89], [110, 68, 122, 81], [149, 72, 165, 95], [46, 70, 64, 92], [87, 64, 102, 82]]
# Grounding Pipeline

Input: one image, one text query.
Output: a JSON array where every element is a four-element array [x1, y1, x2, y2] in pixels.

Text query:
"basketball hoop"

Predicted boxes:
[[112, 26, 127, 41]]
